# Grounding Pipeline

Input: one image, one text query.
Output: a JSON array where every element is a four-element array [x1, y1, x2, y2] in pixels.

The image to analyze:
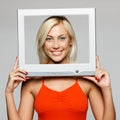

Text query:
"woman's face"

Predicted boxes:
[[43, 23, 72, 64]]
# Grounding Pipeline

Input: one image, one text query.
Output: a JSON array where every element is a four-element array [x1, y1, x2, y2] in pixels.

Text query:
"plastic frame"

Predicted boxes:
[[18, 8, 96, 76]]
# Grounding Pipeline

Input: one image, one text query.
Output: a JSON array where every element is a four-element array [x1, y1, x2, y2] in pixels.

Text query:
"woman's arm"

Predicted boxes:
[[5, 57, 34, 120], [83, 56, 116, 120], [18, 81, 35, 120], [101, 86, 115, 120]]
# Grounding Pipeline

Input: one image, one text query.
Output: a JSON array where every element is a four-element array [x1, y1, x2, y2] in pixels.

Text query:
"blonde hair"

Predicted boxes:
[[36, 16, 77, 64]]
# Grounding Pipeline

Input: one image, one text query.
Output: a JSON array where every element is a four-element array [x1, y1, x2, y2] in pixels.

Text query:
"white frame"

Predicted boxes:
[[18, 8, 96, 76]]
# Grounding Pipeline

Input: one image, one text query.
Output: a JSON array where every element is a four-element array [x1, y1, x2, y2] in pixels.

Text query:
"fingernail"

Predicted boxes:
[[25, 77, 29, 81], [95, 76, 100, 82], [25, 71, 28, 74]]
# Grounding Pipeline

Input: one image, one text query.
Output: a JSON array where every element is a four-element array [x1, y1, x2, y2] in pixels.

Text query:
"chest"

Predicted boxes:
[[34, 81, 88, 113]]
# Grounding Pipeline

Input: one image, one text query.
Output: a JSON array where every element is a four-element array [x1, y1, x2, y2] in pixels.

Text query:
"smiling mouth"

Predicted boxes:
[[51, 51, 62, 56]]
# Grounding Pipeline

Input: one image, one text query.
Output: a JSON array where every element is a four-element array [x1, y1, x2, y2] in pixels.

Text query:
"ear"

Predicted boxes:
[[69, 42, 72, 46]]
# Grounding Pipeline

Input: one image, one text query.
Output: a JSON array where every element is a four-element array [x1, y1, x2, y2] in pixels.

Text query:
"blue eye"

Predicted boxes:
[[46, 37, 52, 41], [59, 37, 66, 40]]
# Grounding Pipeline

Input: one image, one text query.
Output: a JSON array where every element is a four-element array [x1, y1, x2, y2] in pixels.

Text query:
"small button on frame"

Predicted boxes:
[[75, 70, 79, 74]]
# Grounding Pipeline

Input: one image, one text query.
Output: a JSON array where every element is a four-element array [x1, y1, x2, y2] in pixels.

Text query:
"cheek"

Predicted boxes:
[[63, 42, 71, 49], [43, 42, 52, 50]]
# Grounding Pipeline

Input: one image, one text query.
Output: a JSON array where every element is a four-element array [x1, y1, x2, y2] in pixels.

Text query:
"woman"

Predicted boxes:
[[5, 16, 116, 120]]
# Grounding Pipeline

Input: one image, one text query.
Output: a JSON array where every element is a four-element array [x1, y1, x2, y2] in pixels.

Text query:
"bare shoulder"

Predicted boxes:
[[21, 77, 43, 98], [77, 77, 101, 97]]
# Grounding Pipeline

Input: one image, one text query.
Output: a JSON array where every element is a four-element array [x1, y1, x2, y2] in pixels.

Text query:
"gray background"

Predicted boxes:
[[0, 0, 120, 119]]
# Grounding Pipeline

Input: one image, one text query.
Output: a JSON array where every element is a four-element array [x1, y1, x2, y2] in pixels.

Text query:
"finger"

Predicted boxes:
[[96, 56, 101, 69], [96, 69, 107, 79], [14, 72, 26, 79], [13, 56, 19, 70], [13, 76, 26, 82], [12, 76, 29, 82], [15, 68, 28, 75], [83, 76, 100, 83], [10, 68, 28, 82], [82, 76, 96, 82]]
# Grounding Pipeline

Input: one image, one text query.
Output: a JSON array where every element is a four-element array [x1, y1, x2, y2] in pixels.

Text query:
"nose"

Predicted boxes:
[[53, 40, 60, 49]]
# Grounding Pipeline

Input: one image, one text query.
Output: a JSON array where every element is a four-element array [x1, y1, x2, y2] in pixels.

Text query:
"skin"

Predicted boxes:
[[43, 23, 72, 64], [5, 23, 116, 120]]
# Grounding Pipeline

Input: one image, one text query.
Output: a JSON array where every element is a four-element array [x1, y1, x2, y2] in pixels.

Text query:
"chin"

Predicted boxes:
[[51, 60, 64, 64], [49, 58, 67, 64]]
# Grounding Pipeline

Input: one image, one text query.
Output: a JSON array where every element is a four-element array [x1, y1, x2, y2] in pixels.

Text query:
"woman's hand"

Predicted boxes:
[[83, 56, 111, 88], [5, 57, 29, 93]]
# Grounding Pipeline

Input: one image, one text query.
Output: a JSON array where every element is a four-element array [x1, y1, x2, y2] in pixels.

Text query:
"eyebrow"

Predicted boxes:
[[47, 34, 66, 37]]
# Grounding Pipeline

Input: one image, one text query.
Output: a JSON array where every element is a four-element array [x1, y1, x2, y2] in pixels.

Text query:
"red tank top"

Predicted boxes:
[[34, 80, 88, 120]]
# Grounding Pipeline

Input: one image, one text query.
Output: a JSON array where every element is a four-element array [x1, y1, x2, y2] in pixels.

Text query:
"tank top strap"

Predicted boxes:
[[42, 80, 44, 85], [75, 78, 78, 83]]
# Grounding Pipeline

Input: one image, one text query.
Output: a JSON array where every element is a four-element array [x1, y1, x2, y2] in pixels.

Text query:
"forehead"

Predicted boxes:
[[48, 23, 68, 35]]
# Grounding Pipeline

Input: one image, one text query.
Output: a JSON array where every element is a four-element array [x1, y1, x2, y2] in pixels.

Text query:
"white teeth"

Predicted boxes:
[[52, 51, 61, 56]]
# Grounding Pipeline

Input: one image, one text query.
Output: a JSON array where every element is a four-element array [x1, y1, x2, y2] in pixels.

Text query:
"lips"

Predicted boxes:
[[51, 51, 62, 56]]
